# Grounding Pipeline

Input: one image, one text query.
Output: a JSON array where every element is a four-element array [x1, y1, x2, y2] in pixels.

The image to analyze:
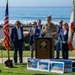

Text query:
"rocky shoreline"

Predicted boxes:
[[0, 24, 32, 39], [0, 23, 32, 31]]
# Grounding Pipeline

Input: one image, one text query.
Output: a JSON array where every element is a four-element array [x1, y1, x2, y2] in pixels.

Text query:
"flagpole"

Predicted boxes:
[[8, 49, 10, 60], [3, 0, 13, 67], [6, 0, 10, 60], [8, 0, 10, 60]]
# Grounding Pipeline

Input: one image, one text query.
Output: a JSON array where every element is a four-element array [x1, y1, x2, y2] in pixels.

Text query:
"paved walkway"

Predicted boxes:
[[0, 57, 75, 63], [0, 57, 29, 63]]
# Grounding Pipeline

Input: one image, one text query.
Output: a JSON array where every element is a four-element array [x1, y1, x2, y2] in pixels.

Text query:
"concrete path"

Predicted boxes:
[[0, 57, 75, 63], [0, 57, 29, 63]]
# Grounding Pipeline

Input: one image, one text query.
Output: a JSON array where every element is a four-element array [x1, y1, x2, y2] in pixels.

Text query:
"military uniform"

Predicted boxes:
[[41, 22, 57, 58], [41, 22, 57, 38]]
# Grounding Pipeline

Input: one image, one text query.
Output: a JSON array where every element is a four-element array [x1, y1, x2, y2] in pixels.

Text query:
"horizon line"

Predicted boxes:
[[0, 5, 72, 7]]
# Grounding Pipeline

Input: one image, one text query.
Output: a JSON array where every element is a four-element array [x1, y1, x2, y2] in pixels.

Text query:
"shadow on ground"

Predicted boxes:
[[2, 72, 26, 75], [21, 63, 27, 67]]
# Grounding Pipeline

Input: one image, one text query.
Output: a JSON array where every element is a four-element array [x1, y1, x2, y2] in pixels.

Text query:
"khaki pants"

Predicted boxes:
[[30, 42, 35, 58]]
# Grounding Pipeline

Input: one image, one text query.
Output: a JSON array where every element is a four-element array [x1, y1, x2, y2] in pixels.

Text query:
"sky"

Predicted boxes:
[[0, 0, 72, 7]]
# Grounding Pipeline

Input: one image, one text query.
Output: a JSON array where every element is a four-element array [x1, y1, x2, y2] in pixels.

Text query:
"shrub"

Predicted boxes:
[[24, 34, 29, 43]]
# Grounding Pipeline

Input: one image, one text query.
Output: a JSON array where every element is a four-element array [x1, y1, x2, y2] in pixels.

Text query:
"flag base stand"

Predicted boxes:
[[4, 48, 13, 68], [4, 59, 13, 68]]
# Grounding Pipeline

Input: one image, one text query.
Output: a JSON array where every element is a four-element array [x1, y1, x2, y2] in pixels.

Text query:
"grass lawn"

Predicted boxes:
[[0, 63, 75, 75], [0, 50, 75, 75], [0, 50, 75, 58], [0, 50, 30, 57]]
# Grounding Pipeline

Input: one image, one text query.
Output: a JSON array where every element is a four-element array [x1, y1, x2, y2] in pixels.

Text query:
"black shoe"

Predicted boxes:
[[55, 58, 59, 59], [20, 61, 23, 63], [14, 63, 17, 65]]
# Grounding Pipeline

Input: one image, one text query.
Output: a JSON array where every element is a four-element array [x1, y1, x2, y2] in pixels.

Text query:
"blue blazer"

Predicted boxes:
[[36, 25, 42, 31], [59, 29, 68, 43], [59, 29, 69, 50], [10, 26, 24, 44], [28, 28, 40, 45]]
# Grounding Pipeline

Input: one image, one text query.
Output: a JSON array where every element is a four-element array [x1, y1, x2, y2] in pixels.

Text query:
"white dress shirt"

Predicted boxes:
[[16, 26, 22, 40]]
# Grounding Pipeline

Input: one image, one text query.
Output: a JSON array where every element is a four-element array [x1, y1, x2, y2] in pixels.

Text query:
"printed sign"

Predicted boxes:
[[38, 60, 50, 72], [50, 61, 64, 73], [27, 58, 39, 70], [50, 59, 72, 72], [27, 58, 72, 73]]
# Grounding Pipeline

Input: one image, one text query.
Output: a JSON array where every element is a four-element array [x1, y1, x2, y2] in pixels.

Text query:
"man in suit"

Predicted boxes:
[[36, 19, 42, 37], [56, 20, 63, 59], [10, 20, 24, 64], [28, 22, 40, 58]]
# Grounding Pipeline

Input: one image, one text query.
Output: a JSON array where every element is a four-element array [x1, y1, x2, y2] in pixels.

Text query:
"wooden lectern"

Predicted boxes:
[[35, 38, 54, 59]]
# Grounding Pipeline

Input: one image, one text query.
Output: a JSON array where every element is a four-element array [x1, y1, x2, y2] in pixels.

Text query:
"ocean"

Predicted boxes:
[[0, 6, 71, 24], [0, 6, 72, 39]]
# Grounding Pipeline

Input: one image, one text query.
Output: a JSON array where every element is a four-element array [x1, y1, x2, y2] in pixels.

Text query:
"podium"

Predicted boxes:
[[35, 37, 54, 59]]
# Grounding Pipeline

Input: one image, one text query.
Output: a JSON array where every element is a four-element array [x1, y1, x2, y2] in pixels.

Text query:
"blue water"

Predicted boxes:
[[52, 63, 63, 67], [0, 6, 72, 24]]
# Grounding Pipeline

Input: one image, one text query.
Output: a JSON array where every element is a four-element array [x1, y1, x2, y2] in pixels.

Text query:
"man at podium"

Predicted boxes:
[[41, 15, 57, 39], [36, 16, 57, 59]]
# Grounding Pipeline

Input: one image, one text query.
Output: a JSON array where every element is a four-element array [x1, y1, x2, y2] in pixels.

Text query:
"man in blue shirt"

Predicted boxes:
[[36, 19, 42, 37], [56, 20, 63, 59]]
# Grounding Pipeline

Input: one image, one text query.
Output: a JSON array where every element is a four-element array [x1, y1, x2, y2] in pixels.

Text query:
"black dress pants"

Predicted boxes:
[[13, 40, 23, 63], [62, 44, 69, 59]]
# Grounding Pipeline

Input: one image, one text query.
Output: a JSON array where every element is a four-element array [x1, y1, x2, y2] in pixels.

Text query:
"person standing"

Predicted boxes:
[[59, 22, 69, 59], [36, 19, 42, 37], [41, 16, 57, 38], [10, 20, 24, 64], [28, 22, 40, 58], [41, 16, 57, 58], [56, 20, 63, 59]]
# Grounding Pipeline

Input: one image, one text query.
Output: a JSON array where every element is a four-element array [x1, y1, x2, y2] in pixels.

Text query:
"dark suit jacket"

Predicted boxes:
[[28, 28, 40, 45], [10, 26, 24, 44]]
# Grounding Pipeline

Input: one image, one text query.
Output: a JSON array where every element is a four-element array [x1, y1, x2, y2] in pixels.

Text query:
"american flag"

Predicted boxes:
[[3, 0, 10, 50]]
